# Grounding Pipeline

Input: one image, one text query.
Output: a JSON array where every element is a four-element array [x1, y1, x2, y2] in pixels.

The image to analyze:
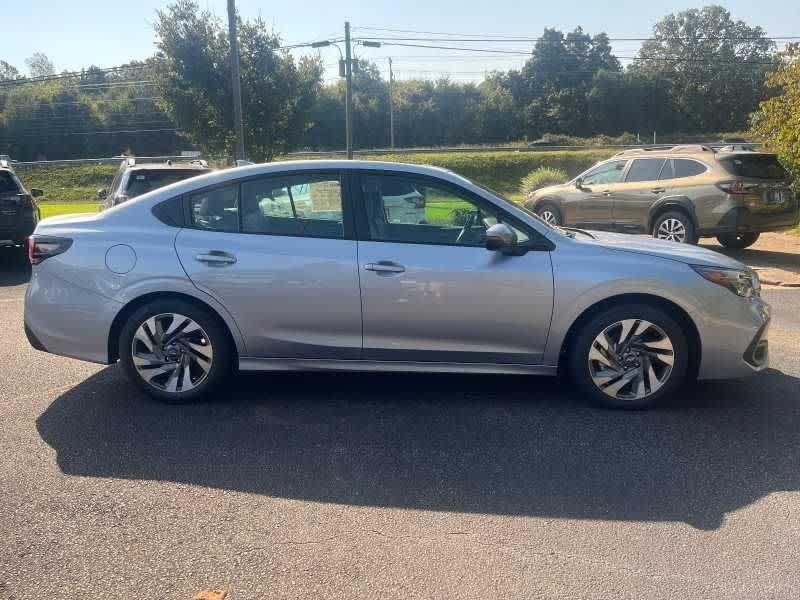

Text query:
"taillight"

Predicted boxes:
[[716, 180, 758, 195], [28, 236, 73, 265]]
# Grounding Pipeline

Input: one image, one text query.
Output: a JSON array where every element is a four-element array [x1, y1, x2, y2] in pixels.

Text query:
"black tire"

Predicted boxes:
[[652, 210, 697, 244], [568, 304, 691, 410], [717, 232, 760, 249], [535, 202, 563, 227], [119, 298, 233, 403]]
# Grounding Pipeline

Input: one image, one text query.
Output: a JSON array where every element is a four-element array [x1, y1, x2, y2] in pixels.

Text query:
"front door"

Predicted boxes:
[[174, 172, 363, 359], [355, 172, 554, 365], [565, 159, 627, 229]]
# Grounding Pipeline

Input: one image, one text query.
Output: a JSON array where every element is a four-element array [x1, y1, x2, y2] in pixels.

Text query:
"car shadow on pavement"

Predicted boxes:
[[37, 366, 800, 530], [0, 247, 30, 286]]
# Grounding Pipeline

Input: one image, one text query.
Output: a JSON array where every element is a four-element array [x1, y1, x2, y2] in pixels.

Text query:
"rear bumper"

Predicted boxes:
[[698, 205, 799, 236], [24, 267, 121, 364]]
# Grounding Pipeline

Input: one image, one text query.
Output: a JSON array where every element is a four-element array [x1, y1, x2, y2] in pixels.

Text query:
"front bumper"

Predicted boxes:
[[696, 294, 771, 380]]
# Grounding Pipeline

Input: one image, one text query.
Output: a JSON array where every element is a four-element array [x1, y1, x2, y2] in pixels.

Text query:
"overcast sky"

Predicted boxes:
[[3, 0, 798, 82]]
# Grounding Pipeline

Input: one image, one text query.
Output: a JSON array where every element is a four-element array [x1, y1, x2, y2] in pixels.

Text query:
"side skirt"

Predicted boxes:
[[238, 357, 558, 376]]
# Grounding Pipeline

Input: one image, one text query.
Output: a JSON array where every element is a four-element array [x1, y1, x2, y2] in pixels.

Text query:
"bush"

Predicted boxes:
[[367, 149, 613, 200], [519, 167, 569, 197]]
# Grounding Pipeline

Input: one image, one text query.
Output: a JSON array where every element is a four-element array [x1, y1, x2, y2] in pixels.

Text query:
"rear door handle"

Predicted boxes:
[[364, 261, 405, 273], [651, 188, 666, 194], [602, 190, 612, 196], [195, 251, 237, 265]]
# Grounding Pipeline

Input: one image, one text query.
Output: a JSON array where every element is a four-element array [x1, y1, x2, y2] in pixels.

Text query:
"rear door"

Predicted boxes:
[[612, 158, 667, 232], [355, 171, 554, 365], [174, 171, 363, 359]]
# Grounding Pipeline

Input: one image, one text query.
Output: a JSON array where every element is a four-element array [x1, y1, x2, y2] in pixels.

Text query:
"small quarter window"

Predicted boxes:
[[189, 185, 239, 232], [674, 159, 707, 178]]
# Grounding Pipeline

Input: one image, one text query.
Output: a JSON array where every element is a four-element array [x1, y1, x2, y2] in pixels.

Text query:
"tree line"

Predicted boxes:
[[0, 2, 792, 163]]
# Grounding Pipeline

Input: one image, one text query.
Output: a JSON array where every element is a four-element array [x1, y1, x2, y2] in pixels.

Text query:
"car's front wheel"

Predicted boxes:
[[569, 304, 690, 409], [535, 202, 562, 227], [119, 299, 233, 402], [717, 232, 760, 249]]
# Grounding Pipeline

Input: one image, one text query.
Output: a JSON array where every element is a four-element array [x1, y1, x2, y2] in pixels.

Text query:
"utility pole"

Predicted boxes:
[[388, 57, 395, 149], [227, 0, 246, 162], [344, 21, 354, 159]]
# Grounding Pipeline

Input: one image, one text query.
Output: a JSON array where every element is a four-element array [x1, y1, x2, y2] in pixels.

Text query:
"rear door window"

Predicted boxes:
[[625, 159, 666, 183], [719, 155, 789, 179]]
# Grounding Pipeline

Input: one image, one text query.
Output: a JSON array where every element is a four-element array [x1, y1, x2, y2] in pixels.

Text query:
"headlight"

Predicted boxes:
[[692, 265, 760, 298]]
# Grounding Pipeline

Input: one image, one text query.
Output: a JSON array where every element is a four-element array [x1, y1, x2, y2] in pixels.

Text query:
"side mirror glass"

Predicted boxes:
[[485, 223, 518, 252], [30, 188, 44, 198], [574, 177, 584, 189], [97, 188, 108, 199]]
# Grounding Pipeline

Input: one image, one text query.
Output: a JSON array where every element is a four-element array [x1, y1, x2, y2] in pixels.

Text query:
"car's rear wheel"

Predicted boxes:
[[652, 211, 697, 244], [535, 203, 562, 227], [119, 299, 233, 403], [569, 304, 690, 409], [717, 232, 760, 249]]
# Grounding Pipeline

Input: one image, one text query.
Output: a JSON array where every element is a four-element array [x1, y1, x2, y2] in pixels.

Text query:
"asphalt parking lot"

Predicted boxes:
[[2, 247, 800, 599]]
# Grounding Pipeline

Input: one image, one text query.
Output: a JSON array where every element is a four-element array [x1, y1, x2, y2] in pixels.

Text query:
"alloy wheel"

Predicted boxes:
[[131, 313, 213, 393], [539, 209, 559, 225], [656, 218, 687, 242], [587, 319, 675, 401]]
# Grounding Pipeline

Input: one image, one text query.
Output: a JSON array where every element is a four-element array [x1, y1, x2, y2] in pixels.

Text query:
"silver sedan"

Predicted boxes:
[[24, 160, 770, 409]]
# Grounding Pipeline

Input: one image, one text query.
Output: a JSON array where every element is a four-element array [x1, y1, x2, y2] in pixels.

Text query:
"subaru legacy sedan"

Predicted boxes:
[[24, 161, 769, 409]]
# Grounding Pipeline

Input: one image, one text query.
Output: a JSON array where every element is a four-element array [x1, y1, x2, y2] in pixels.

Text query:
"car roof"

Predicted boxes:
[[127, 163, 211, 171]]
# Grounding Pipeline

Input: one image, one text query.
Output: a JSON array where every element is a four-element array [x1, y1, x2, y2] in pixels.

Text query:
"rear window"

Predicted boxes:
[[625, 158, 666, 183], [125, 169, 208, 198], [720, 155, 789, 179], [0, 171, 20, 194]]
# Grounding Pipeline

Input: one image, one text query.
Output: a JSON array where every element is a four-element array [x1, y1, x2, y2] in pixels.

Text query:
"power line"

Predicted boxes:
[[0, 64, 148, 87]]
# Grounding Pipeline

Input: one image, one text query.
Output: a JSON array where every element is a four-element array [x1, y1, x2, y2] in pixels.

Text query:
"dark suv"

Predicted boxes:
[[0, 159, 43, 252], [526, 145, 798, 248], [98, 158, 211, 210]]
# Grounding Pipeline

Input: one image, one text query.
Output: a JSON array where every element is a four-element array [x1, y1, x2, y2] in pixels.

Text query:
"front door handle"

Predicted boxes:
[[651, 188, 666, 194], [364, 261, 405, 274], [195, 251, 237, 265]]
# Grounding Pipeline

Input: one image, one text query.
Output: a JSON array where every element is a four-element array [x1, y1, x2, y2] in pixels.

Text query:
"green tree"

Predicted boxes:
[[750, 44, 800, 184], [25, 52, 55, 78], [151, 0, 322, 161], [632, 5, 775, 132], [0, 61, 20, 81]]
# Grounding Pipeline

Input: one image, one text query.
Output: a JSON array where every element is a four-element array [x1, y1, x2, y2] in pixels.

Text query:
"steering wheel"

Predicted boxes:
[[455, 210, 481, 244]]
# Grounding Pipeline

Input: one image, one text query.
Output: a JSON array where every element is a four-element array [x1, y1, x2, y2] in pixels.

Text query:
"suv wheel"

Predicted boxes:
[[569, 304, 690, 409], [119, 299, 233, 403], [536, 203, 562, 226], [717, 232, 760, 250], [652, 211, 697, 244]]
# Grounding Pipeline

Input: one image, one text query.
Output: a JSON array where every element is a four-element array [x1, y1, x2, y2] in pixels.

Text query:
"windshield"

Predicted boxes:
[[124, 169, 209, 198], [719, 154, 789, 180]]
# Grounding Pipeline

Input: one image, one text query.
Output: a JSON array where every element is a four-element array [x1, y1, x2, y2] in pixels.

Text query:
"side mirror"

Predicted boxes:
[[97, 188, 108, 200], [485, 223, 518, 252], [30, 188, 43, 198], [574, 177, 584, 189]]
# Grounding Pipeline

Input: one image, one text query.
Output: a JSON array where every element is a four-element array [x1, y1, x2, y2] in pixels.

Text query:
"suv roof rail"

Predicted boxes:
[[613, 147, 665, 157], [191, 159, 209, 168], [668, 144, 715, 153]]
